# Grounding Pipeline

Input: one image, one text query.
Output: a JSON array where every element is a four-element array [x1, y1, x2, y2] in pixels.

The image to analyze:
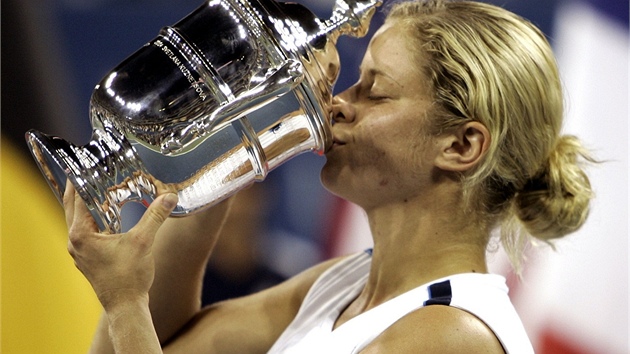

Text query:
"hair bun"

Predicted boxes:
[[514, 135, 594, 241]]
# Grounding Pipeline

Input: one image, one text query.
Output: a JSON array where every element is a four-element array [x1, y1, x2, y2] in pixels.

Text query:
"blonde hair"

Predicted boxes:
[[387, 0, 594, 271]]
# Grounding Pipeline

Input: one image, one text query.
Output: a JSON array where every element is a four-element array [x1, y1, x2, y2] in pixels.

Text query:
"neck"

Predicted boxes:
[[354, 190, 489, 313]]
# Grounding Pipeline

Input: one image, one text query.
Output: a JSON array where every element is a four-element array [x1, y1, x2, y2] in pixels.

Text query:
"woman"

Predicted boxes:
[[65, 1, 593, 353]]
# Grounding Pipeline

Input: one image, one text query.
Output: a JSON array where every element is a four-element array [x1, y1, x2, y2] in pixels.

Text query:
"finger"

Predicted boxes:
[[71, 186, 99, 233], [132, 193, 178, 240], [63, 182, 76, 229]]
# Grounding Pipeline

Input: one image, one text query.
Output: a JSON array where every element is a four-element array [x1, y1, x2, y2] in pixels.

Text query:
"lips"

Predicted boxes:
[[333, 137, 345, 145], [326, 128, 350, 154], [331, 135, 346, 149], [324, 135, 344, 154]]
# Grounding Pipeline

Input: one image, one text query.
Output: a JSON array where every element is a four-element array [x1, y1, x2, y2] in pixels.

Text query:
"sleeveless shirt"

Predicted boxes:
[[268, 249, 534, 353]]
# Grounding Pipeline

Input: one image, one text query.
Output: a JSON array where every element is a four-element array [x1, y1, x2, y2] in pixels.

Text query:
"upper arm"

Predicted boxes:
[[361, 305, 505, 354], [163, 257, 344, 354]]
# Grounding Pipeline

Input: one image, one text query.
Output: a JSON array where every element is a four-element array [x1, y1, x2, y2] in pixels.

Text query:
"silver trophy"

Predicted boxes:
[[25, 0, 381, 232]]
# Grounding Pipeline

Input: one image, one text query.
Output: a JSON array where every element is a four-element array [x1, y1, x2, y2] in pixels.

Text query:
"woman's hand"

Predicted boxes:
[[64, 184, 178, 310]]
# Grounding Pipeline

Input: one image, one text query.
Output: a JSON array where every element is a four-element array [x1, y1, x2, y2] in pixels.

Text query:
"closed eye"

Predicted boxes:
[[367, 95, 390, 101]]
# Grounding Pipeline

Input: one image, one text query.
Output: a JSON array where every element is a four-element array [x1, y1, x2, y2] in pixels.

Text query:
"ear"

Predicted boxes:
[[434, 121, 490, 172]]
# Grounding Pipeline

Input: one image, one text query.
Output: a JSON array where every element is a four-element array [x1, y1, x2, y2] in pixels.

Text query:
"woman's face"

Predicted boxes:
[[321, 21, 437, 208]]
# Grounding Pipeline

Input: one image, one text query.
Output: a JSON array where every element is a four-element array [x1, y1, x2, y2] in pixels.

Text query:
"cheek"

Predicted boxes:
[[362, 118, 422, 164], [321, 112, 429, 190], [320, 135, 390, 195]]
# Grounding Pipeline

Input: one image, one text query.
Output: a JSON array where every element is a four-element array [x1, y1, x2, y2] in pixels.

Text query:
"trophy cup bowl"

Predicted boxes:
[[25, 0, 381, 232]]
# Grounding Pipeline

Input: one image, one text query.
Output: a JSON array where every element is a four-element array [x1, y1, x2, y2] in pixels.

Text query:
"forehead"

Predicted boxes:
[[361, 22, 427, 90]]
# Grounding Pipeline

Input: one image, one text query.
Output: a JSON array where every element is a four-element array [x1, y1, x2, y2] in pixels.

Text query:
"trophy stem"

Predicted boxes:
[[25, 127, 158, 233]]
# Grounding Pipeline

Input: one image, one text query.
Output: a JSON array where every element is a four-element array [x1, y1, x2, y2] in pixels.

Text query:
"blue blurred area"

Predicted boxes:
[[4, 0, 558, 276], [583, 0, 629, 25]]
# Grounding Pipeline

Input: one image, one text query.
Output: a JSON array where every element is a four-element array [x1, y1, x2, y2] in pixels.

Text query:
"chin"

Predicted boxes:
[[320, 161, 346, 195], [320, 164, 362, 205], [319, 161, 336, 191]]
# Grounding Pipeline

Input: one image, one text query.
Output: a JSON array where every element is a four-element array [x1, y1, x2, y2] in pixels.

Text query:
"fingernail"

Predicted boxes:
[[162, 193, 178, 209]]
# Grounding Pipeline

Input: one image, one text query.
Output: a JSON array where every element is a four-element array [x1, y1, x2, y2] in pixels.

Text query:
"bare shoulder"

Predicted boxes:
[[164, 256, 346, 354], [361, 305, 505, 354]]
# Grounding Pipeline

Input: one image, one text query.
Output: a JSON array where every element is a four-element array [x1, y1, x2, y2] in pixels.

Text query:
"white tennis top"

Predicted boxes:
[[268, 249, 534, 353]]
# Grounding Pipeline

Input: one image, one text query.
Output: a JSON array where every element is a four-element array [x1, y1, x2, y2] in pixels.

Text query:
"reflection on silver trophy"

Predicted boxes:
[[25, 0, 381, 232]]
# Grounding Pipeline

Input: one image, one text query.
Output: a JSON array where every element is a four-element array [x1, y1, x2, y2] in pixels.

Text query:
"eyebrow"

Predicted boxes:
[[359, 66, 404, 88]]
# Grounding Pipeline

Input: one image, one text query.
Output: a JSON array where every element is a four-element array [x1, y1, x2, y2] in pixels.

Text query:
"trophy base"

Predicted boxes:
[[25, 131, 69, 205], [25, 129, 146, 232], [26, 130, 111, 230]]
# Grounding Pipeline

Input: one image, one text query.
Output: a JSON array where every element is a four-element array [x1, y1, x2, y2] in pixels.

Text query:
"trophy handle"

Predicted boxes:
[[327, 0, 383, 41]]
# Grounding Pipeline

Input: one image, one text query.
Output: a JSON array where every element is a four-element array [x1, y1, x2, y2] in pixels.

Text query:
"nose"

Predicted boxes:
[[331, 92, 355, 124]]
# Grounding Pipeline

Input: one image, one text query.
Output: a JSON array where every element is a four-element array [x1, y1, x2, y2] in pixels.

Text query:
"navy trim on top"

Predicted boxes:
[[424, 280, 452, 306]]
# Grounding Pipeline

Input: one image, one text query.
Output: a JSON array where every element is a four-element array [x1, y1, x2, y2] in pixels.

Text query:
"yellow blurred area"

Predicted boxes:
[[1, 138, 102, 353]]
